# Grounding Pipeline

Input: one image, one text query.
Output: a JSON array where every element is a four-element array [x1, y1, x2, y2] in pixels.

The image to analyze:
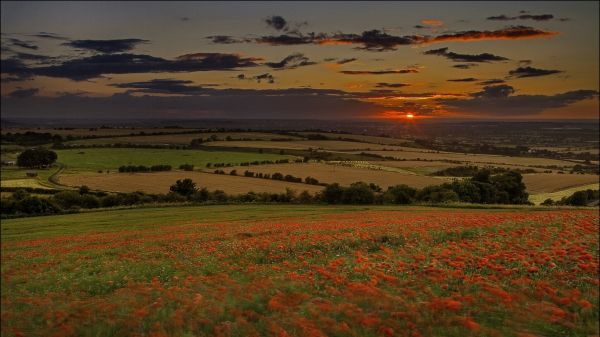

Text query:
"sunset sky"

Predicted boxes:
[[1, 1, 598, 120]]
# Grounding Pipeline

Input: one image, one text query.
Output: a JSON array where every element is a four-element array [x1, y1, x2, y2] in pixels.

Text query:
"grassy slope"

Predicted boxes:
[[0, 204, 512, 242]]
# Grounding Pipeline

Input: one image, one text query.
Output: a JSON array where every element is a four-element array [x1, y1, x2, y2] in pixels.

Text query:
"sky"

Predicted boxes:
[[1, 1, 599, 120]]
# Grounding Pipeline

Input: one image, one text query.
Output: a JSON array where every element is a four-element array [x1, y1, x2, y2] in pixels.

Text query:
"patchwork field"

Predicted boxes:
[[55, 148, 294, 171], [529, 183, 600, 205], [59, 171, 323, 194], [1, 206, 597, 336]]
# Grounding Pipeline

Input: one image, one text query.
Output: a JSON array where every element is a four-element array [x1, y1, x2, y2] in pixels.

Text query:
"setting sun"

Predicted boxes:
[[406, 113, 415, 119]]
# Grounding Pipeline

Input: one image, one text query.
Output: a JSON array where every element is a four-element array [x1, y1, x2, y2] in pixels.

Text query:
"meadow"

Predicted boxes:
[[1, 205, 597, 337]]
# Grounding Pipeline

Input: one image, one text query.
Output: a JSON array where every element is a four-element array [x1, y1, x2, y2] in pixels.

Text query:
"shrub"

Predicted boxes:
[[322, 183, 344, 204], [179, 164, 194, 171]]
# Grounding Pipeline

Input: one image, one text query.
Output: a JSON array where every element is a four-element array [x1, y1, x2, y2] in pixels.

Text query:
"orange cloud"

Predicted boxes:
[[430, 26, 558, 43], [421, 19, 443, 27]]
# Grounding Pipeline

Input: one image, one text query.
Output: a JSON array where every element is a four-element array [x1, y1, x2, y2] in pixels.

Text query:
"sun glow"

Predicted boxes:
[[406, 113, 415, 119]]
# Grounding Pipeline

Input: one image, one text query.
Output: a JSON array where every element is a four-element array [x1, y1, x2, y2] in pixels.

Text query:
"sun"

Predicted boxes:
[[406, 113, 415, 119]]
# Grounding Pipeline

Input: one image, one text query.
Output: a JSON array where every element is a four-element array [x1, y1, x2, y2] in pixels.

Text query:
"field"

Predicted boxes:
[[58, 171, 323, 194], [529, 183, 600, 205], [521, 173, 599, 194], [63, 132, 304, 146], [364, 150, 579, 168], [1, 205, 598, 336], [205, 140, 416, 151], [1, 128, 202, 138], [221, 162, 448, 189], [54, 148, 294, 171]]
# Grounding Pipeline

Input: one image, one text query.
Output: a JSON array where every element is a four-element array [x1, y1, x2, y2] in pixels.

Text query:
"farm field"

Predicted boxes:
[[1, 205, 597, 336], [54, 148, 294, 171], [294, 132, 412, 145], [364, 150, 579, 168], [221, 162, 448, 189], [63, 132, 304, 146], [205, 140, 426, 152], [1, 128, 202, 138], [521, 173, 599, 194], [529, 183, 600, 205], [58, 171, 323, 194]]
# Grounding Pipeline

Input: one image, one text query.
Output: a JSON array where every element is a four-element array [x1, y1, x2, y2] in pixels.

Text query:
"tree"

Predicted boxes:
[[170, 178, 197, 197], [342, 182, 375, 204], [322, 183, 344, 204], [384, 184, 416, 204], [17, 148, 57, 168]]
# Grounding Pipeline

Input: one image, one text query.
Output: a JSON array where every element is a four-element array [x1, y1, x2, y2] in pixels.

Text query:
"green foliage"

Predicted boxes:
[[169, 179, 198, 197], [17, 148, 58, 168]]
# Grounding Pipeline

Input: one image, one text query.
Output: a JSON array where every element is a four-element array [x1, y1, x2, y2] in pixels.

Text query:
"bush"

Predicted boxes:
[[52, 191, 82, 209], [384, 184, 416, 204], [80, 194, 100, 208], [170, 179, 197, 197], [15, 196, 60, 214], [179, 164, 194, 171]]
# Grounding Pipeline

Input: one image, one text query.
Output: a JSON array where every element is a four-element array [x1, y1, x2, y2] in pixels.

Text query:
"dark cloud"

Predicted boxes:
[[340, 68, 419, 75], [414, 25, 426, 29], [8, 88, 39, 98], [2, 87, 381, 119], [337, 58, 357, 64], [430, 26, 557, 43], [255, 33, 323, 45], [207, 35, 246, 44], [487, 14, 555, 21], [453, 64, 478, 69], [472, 84, 515, 98], [111, 79, 208, 95], [518, 59, 532, 65], [375, 82, 410, 88], [8, 38, 38, 50], [213, 26, 557, 50], [63, 39, 149, 53], [237, 73, 275, 83], [2, 52, 261, 81], [179, 17, 190, 22], [265, 53, 316, 70], [442, 87, 598, 116], [479, 79, 505, 85], [424, 47, 508, 62], [265, 15, 288, 31], [447, 78, 478, 82], [1, 58, 33, 81], [323, 30, 426, 51], [508, 66, 562, 78], [31, 32, 68, 40]]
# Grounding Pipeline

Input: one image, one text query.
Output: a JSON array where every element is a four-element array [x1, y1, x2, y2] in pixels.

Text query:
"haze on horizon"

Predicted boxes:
[[1, 1, 599, 120]]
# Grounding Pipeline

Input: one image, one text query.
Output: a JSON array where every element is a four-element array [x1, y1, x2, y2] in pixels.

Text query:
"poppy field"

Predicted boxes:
[[1, 205, 598, 337]]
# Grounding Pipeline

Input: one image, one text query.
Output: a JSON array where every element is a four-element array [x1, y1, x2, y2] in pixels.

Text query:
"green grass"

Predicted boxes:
[[54, 148, 295, 171]]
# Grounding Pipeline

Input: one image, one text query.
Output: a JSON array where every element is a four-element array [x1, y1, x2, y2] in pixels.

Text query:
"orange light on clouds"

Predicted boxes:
[[406, 113, 414, 119]]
